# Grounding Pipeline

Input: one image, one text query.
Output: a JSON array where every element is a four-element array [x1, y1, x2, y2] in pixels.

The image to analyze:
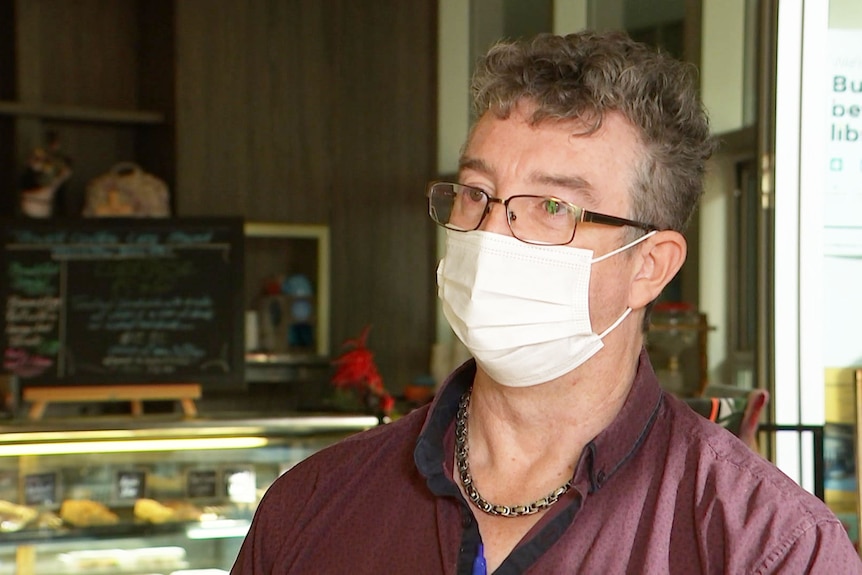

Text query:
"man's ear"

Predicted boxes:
[[628, 230, 687, 309]]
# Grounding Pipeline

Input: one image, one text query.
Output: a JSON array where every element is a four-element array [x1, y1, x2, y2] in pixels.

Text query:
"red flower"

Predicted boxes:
[[331, 325, 392, 415]]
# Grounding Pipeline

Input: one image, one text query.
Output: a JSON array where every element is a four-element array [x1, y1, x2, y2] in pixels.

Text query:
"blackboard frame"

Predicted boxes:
[[1, 217, 245, 390]]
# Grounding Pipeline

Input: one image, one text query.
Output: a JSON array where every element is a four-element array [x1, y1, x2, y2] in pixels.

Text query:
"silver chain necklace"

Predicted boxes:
[[455, 389, 573, 517]]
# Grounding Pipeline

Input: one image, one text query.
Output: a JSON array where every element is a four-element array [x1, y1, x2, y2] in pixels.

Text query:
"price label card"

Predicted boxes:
[[187, 470, 217, 499], [116, 470, 146, 500], [24, 472, 57, 506], [224, 468, 256, 504]]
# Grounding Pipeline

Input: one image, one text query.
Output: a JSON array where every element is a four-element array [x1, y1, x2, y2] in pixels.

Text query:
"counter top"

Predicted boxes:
[[0, 413, 380, 443]]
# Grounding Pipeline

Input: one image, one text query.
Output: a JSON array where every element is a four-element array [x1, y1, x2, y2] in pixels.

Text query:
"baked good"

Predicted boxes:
[[59, 499, 119, 527], [134, 498, 174, 523], [0, 499, 37, 532], [135, 498, 202, 523], [164, 500, 202, 521]]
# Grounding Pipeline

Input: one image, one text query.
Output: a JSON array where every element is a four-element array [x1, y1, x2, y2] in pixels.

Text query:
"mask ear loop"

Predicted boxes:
[[599, 307, 632, 339], [593, 230, 657, 339], [591, 230, 657, 264]]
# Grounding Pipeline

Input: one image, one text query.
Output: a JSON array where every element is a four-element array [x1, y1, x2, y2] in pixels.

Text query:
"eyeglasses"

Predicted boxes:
[[426, 182, 657, 246]]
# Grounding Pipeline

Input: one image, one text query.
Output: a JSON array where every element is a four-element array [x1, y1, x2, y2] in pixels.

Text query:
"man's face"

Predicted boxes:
[[458, 100, 646, 333]]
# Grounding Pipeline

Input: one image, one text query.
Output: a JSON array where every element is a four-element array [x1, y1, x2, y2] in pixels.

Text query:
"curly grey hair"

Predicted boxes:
[[469, 30, 716, 233]]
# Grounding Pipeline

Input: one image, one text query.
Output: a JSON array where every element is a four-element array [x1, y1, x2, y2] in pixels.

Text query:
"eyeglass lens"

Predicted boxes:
[[428, 183, 579, 245]]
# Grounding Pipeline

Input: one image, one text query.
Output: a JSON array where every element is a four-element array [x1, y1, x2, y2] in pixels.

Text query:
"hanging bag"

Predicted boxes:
[[83, 162, 170, 217]]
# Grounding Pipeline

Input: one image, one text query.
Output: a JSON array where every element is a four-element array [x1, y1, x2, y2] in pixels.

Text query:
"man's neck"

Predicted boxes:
[[466, 334, 642, 478], [454, 341, 643, 572]]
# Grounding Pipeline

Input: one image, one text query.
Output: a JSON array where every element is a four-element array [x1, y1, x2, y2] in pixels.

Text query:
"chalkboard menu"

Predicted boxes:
[[1, 218, 244, 388]]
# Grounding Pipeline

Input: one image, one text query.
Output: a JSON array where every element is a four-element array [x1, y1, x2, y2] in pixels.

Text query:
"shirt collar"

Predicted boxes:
[[575, 348, 663, 495], [414, 348, 663, 498], [414, 359, 474, 491]]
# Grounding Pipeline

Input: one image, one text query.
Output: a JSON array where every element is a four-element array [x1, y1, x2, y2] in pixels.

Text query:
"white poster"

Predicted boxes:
[[826, 29, 862, 256], [824, 28, 862, 367]]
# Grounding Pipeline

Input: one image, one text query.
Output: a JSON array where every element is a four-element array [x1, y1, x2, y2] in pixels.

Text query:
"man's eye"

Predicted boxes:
[[543, 199, 563, 215], [466, 189, 485, 202]]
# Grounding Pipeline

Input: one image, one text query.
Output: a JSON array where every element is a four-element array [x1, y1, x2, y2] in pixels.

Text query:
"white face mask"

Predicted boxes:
[[437, 229, 656, 387]]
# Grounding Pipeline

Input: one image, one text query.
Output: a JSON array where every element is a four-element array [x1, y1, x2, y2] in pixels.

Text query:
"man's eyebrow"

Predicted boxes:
[[531, 173, 592, 190], [531, 173, 599, 205], [457, 156, 491, 176], [458, 160, 592, 190], [457, 160, 600, 205]]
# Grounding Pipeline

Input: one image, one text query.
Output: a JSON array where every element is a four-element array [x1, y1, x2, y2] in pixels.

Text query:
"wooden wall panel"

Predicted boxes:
[[176, 0, 334, 222], [328, 2, 438, 392], [175, 0, 438, 391], [27, 0, 140, 108], [0, 0, 17, 214], [136, 0, 176, 206]]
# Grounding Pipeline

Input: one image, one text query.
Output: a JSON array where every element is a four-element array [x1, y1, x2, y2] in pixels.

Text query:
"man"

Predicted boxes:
[[232, 31, 860, 574]]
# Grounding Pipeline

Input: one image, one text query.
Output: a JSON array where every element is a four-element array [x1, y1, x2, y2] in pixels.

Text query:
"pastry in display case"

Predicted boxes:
[[0, 415, 377, 574]]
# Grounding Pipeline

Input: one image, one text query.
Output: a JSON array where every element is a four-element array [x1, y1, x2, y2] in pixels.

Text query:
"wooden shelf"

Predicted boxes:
[[0, 100, 165, 126]]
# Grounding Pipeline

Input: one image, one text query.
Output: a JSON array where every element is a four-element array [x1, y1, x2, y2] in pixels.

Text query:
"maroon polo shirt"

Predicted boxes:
[[231, 349, 860, 574]]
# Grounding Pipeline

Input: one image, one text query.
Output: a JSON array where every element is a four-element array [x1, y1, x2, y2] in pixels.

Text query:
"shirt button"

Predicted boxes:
[[462, 514, 473, 528], [596, 470, 606, 485]]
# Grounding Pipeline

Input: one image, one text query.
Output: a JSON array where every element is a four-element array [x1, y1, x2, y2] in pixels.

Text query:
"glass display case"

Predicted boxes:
[[0, 414, 378, 574]]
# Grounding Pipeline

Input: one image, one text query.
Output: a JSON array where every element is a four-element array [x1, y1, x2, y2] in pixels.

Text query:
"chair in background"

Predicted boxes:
[[683, 388, 769, 450], [687, 389, 831, 503]]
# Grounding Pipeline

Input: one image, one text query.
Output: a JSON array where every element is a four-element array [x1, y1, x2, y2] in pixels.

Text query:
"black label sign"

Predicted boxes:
[[187, 469, 217, 499], [116, 470, 146, 500], [24, 472, 57, 506]]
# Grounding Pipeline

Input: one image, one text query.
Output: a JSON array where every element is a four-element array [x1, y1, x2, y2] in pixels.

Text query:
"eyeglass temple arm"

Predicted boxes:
[[581, 211, 657, 231]]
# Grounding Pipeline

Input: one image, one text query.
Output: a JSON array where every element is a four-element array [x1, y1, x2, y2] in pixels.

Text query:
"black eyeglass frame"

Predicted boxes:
[[426, 181, 658, 246]]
